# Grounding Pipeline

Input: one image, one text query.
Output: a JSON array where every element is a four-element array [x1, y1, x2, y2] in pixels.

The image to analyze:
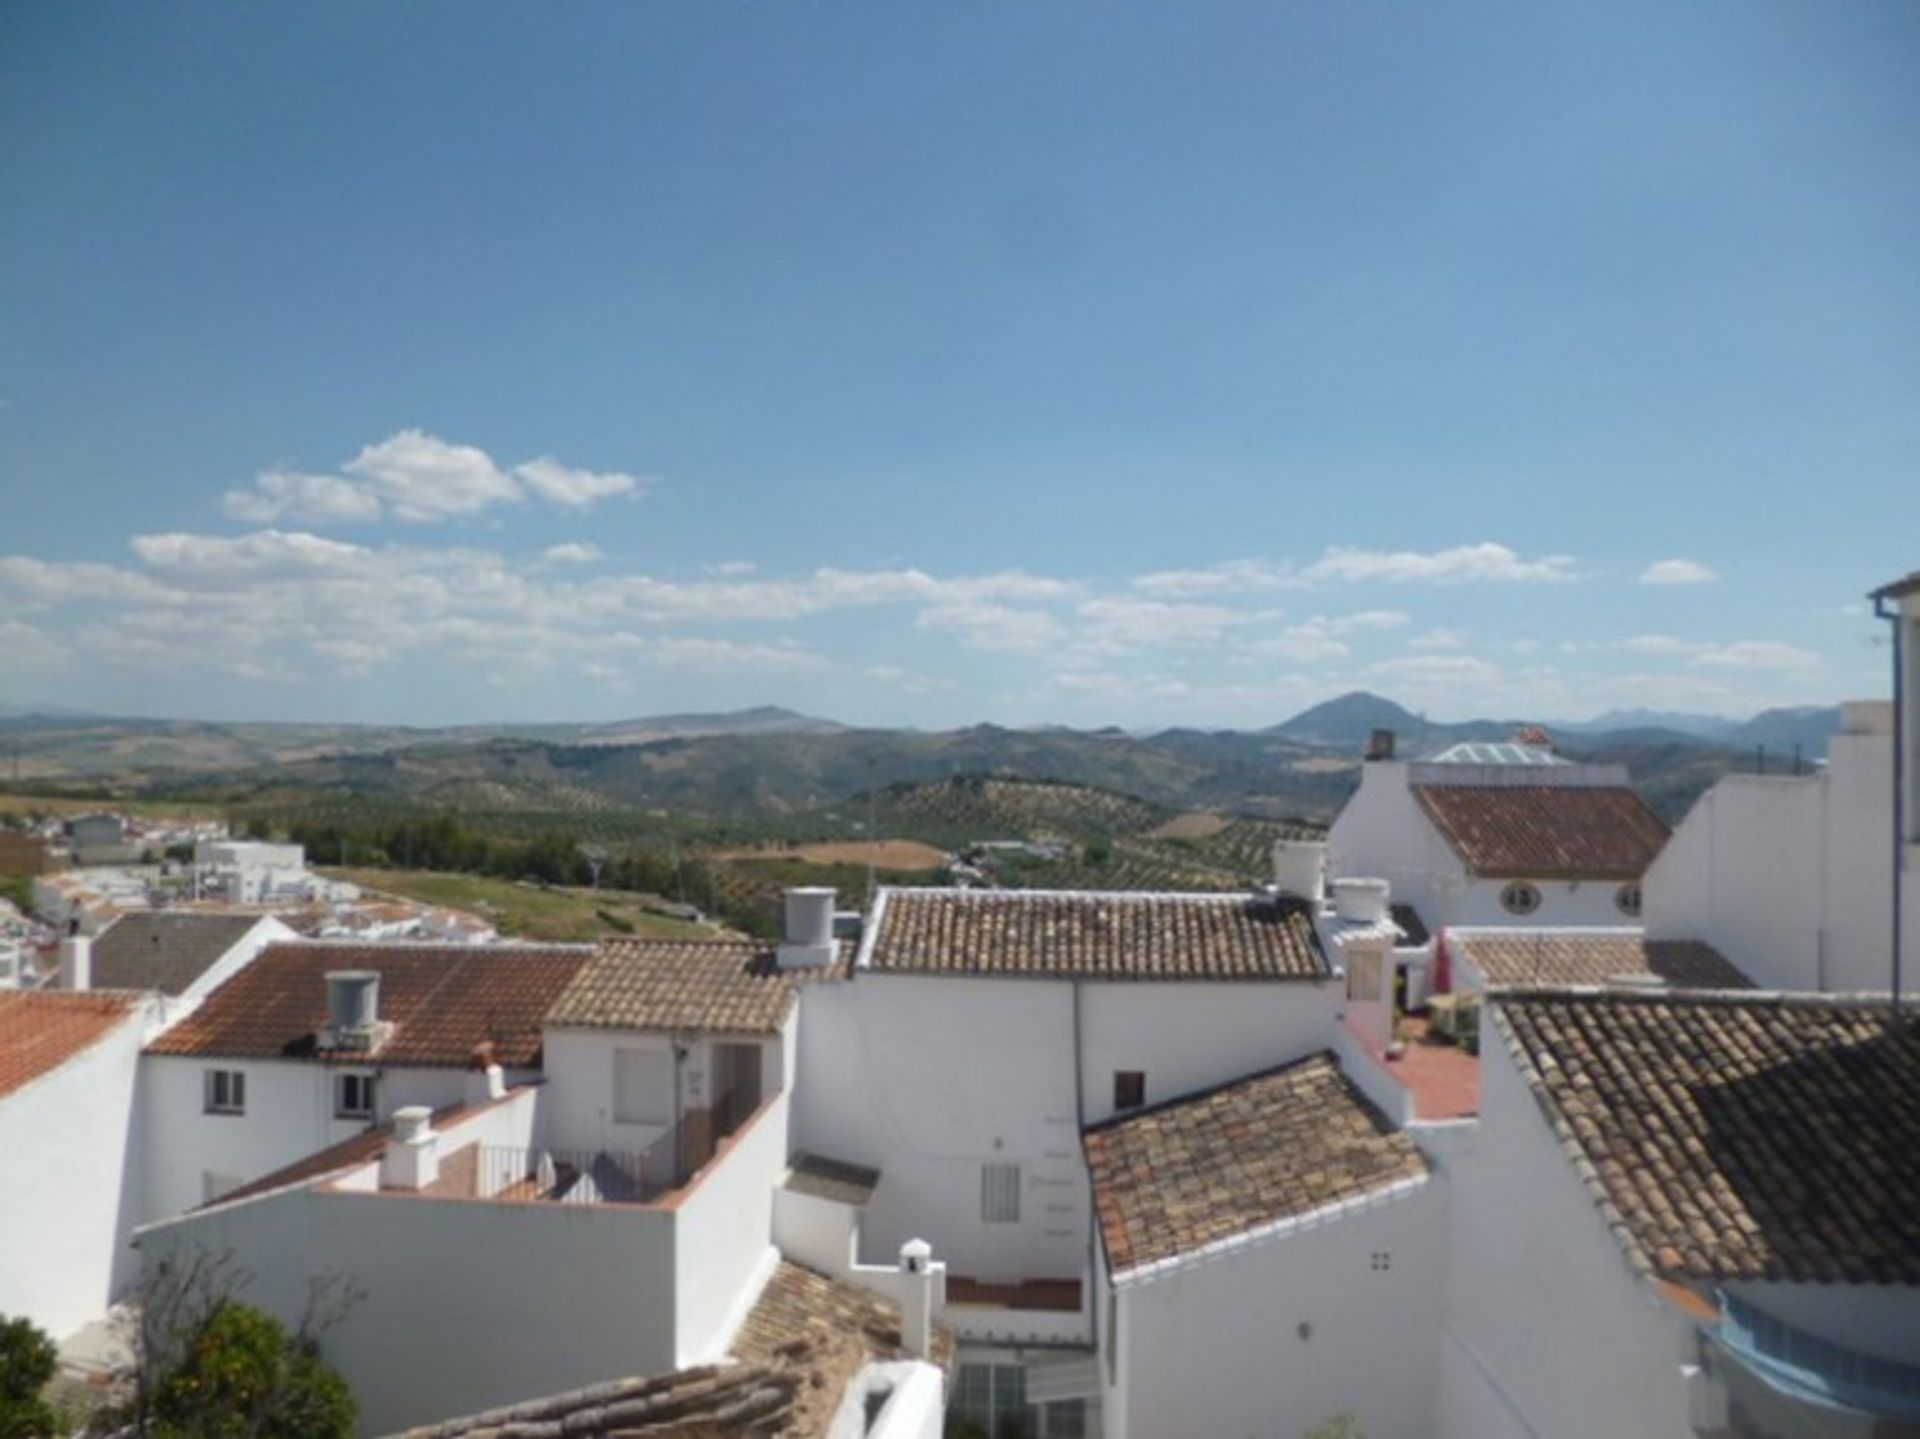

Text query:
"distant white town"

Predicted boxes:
[[2, 567, 1916, 1439]]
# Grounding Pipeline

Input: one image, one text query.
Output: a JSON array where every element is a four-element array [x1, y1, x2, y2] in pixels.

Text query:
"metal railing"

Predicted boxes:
[[472, 1145, 659, 1205]]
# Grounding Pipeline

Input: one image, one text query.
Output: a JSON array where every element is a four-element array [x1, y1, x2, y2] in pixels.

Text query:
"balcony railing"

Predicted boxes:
[[1716, 1292, 1920, 1423], [470, 1145, 661, 1205]]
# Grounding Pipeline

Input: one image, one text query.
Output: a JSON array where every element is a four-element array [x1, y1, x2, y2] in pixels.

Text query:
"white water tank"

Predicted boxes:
[[1330, 878, 1391, 926], [326, 971, 380, 1034], [778, 887, 837, 969], [1272, 841, 1327, 904]]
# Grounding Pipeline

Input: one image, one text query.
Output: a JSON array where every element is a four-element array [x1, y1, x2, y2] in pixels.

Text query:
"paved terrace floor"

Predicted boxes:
[[1389, 1016, 1480, 1120]]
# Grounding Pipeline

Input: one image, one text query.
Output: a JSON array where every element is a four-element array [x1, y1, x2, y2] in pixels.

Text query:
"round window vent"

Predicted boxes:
[[1615, 884, 1643, 918], [1500, 881, 1542, 916]]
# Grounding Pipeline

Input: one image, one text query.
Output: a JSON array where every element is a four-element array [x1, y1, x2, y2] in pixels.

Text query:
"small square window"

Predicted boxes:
[[981, 1163, 1021, 1224], [203, 1069, 245, 1115], [1113, 1070, 1146, 1111], [335, 1073, 375, 1120]]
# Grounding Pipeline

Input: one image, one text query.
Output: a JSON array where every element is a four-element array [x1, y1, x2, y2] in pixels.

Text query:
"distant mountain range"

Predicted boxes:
[[0, 692, 1852, 828], [1268, 690, 1845, 760]]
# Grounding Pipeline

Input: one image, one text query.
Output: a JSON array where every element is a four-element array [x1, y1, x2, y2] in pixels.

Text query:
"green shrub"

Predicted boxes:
[[0, 1314, 59, 1439]]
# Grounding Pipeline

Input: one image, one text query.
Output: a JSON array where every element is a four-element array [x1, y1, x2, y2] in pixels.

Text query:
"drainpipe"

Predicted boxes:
[[1874, 591, 1906, 1020]]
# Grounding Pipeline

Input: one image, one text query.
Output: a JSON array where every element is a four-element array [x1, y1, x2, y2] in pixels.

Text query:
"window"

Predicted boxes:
[[953, 1364, 1032, 1439], [613, 1047, 674, 1126], [203, 1069, 245, 1115], [1615, 883, 1643, 918], [1499, 881, 1542, 917], [1113, 1070, 1146, 1112], [981, 1162, 1021, 1224], [335, 1072, 375, 1120]]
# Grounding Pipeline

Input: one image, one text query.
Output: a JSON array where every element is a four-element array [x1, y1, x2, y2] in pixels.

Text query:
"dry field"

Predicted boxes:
[[711, 839, 950, 871]]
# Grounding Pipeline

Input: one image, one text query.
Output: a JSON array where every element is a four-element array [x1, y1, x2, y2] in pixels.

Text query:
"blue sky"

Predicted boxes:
[[2, 3, 1916, 728]]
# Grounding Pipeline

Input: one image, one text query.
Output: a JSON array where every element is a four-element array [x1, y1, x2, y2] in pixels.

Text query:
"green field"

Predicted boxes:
[[322, 868, 725, 944]]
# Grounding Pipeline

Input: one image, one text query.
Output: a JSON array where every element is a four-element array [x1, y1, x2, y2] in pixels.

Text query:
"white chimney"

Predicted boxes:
[[898, 1238, 935, 1360], [1330, 877, 1391, 926], [464, 1062, 507, 1105], [382, 1106, 438, 1192], [777, 887, 837, 969], [59, 935, 91, 992], [1272, 840, 1326, 905]]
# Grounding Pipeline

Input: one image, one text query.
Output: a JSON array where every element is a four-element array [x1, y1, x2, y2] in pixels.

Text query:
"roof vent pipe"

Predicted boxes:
[[778, 887, 837, 970], [1272, 841, 1326, 905]]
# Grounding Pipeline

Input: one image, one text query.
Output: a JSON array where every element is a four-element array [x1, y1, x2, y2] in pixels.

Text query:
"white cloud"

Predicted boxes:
[[1243, 611, 1411, 663], [1303, 542, 1576, 585], [1691, 640, 1823, 674], [1073, 597, 1273, 653], [1615, 633, 1701, 656], [218, 430, 649, 527], [1132, 558, 1294, 597], [1408, 627, 1469, 651], [1639, 558, 1719, 586], [916, 603, 1066, 653], [540, 542, 604, 566], [222, 469, 386, 525], [705, 560, 758, 577], [131, 529, 374, 579], [513, 456, 646, 508], [342, 430, 522, 521]]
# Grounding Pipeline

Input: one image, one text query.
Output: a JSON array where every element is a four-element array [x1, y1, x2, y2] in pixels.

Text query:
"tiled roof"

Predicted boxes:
[[1450, 931, 1750, 990], [0, 991, 141, 1099], [545, 939, 846, 1035], [91, 912, 265, 995], [145, 942, 592, 1068], [1412, 784, 1669, 880], [784, 1153, 881, 1207], [383, 1261, 950, 1439], [1492, 990, 1920, 1284], [1084, 1053, 1428, 1275], [1870, 569, 1920, 601], [866, 888, 1328, 981]]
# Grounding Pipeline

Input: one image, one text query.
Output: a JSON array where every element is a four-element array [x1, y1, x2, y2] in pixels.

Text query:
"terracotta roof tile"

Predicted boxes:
[[91, 912, 266, 995], [1451, 931, 1750, 990], [1084, 1053, 1427, 1274], [867, 888, 1327, 980], [546, 939, 846, 1035], [145, 942, 592, 1068], [1413, 785, 1669, 880], [1492, 990, 1920, 1284], [0, 990, 141, 1099]]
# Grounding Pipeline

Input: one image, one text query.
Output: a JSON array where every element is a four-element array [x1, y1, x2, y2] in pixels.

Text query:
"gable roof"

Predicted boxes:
[[145, 942, 592, 1068], [1084, 1053, 1427, 1277], [91, 912, 266, 995], [1492, 990, 1920, 1285], [1450, 931, 1750, 991], [866, 888, 1328, 981], [545, 938, 845, 1035], [1412, 784, 1669, 880], [0, 991, 142, 1099], [1870, 569, 1920, 602]]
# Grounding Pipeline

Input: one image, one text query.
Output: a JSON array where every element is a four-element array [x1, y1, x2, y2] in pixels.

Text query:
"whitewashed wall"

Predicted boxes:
[[1076, 979, 1337, 1125], [1434, 1022, 1697, 1439], [672, 1091, 788, 1365], [139, 1056, 474, 1222], [0, 1003, 148, 1336], [1108, 1183, 1446, 1439], [795, 975, 1085, 1284], [139, 1181, 680, 1436], [542, 1025, 785, 1159], [1646, 729, 1918, 992]]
